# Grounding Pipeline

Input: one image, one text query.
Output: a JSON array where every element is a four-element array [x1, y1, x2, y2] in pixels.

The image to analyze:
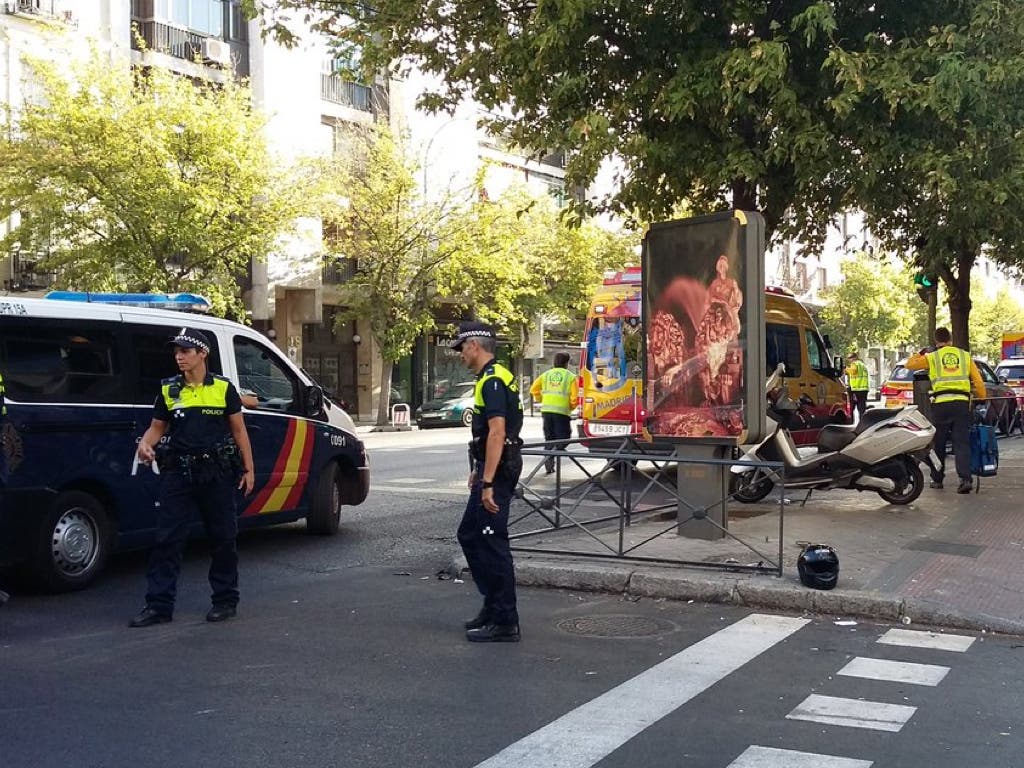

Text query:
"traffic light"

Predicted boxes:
[[914, 272, 938, 302]]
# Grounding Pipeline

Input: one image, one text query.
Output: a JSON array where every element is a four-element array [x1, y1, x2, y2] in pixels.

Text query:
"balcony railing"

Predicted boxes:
[[320, 75, 372, 112], [7, 255, 56, 292], [131, 19, 249, 77], [323, 258, 357, 285]]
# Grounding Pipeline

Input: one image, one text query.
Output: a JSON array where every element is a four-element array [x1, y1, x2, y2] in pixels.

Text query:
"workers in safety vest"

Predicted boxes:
[[529, 352, 579, 474], [129, 327, 255, 627], [453, 320, 523, 643], [905, 327, 985, 494], [845, 352, 870, 420]]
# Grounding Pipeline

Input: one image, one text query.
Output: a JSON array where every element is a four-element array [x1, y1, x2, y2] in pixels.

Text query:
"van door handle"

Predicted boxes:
[[18, 420, 137, 434]]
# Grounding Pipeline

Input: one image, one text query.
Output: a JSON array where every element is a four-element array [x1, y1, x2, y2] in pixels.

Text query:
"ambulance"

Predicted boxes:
[[0, 292, 369, 591]]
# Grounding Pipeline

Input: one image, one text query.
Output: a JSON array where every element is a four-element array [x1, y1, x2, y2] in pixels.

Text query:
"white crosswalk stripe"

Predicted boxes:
[[727, 746, 873, 768], [877, 628, 975, 652], [387, 478, 434, 484], [786, 694, 917, 732], [473, 613, 809, 768], [838, 657, 950, 686]]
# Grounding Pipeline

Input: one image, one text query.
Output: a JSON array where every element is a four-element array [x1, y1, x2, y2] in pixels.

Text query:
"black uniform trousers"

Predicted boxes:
[[458, 456, 523, 625], [145, 469, 239, 616], [541, 412, 572, 473], [930, 399, 972, 483], [850, 389, 868, 419]]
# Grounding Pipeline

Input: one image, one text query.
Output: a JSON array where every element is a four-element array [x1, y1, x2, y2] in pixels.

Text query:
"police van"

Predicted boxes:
[[0, 292, 370, 591]]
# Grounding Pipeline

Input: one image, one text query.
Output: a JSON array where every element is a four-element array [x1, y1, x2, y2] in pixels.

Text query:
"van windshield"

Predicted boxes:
[[997, 365, 1024, 379], [585, 315, 642, 389]]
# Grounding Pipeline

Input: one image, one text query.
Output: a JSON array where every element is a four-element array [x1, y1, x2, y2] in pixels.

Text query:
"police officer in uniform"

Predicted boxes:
[[529, 352, 578, 474], [905, 327, 985, 494], [129, 328, 255, 627], [454, 321, 524, 642]]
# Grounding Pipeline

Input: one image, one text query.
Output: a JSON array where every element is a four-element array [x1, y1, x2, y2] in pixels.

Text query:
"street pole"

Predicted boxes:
[[927, 287, 937, 346]]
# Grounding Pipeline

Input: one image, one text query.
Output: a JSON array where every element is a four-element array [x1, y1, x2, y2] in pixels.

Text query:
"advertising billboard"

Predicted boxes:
[[642, 211, 766, 444]]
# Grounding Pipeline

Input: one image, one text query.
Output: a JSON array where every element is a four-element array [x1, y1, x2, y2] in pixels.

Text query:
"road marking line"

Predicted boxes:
[[877, 628, 975, 652], [473, 613, 808, 768], [388, 478, 434, 484], [371, 485, 466, 498], [371, 447, 404, 452], [727, 746, 872, 768], [421, 449, 455, 454], [838, 657, 950, 686], [786, 694, 916, 732]]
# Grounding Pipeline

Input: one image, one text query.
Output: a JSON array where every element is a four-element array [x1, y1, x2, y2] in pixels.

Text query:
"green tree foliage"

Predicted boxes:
[[826, 0, 1024, 347], [321, 126, 470, 425], [0, 47, 301, 318], [439, 188, 637, 362], [969, 282, 1024, 362], [818, 255, 923, 355], [245, 0, 873, 249]]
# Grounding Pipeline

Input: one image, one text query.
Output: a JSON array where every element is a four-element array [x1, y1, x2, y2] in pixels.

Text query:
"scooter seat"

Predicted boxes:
[[818, 424, 857, 452], [855, 408, 905, 434]]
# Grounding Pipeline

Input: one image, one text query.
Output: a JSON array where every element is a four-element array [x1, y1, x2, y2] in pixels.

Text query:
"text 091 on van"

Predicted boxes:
[[0, 293, 369, 591]]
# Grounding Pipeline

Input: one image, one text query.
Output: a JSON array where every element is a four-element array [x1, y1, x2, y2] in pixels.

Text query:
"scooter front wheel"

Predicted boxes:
[[877, 456, 924, 505], [732, 469, 774, 503]]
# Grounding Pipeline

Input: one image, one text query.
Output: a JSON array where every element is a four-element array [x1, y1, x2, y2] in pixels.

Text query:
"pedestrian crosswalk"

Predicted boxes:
[[471, 613, 978, 768]]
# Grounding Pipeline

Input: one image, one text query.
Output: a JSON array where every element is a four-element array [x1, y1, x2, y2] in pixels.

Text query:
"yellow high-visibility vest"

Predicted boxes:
[[538, 367, 573, 416], [926, 347, 971, 403]]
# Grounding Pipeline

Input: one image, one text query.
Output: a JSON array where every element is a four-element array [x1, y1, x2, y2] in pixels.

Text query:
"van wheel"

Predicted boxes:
[[307, 462, 342, 535], [877, 457, 924, 505], [461, 409, 473, 428], [32, 491, 110, 592]]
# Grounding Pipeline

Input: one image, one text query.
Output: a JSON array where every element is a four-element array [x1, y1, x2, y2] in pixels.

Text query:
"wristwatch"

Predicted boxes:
[[481, 480, 494, 489]]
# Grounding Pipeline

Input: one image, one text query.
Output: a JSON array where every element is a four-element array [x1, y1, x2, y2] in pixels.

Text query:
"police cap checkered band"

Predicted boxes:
[[168, 327, 211, 352], [452, 321, 495, 350]]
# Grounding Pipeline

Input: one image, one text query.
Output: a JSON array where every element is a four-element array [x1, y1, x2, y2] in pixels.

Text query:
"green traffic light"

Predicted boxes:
[[914, 272, 936, 288]]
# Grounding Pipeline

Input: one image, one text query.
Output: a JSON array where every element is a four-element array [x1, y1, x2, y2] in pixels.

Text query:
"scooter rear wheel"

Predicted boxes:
[[732, 469, 774, 503], [877, 456, 924, 505]]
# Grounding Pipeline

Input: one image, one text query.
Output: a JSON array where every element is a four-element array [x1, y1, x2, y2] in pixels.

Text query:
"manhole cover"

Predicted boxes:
[[557, 614, 677, 638]]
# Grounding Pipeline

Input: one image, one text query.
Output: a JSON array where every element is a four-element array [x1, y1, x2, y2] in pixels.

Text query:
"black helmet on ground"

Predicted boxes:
[[797, 544, 839, 590]]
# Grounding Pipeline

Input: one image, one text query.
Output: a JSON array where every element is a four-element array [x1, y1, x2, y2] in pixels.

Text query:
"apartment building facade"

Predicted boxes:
[[0, 0, 404, 418]]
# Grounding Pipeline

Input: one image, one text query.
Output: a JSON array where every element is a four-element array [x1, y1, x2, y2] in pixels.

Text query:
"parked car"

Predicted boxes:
[[994, 358, 1024, 397], [415, 382, 476, 428], [880, 358, 1018, 434]]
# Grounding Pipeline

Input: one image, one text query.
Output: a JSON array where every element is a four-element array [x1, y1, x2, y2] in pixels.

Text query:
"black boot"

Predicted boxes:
[[464, 608, 490, 630], [957, 478, 973, 494], [466, 622, 521, 643]]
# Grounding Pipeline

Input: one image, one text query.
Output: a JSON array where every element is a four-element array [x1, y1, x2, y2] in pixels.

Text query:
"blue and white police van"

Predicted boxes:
[[0, 292, 369, 591]]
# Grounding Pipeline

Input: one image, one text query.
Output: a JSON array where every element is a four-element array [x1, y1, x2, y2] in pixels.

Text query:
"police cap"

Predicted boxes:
[[168, 326, 212, 353], [451, 321, 495, 351]]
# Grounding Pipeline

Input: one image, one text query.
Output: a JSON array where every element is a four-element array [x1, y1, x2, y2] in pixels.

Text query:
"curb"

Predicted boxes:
[[447, 555, 1024, 636]]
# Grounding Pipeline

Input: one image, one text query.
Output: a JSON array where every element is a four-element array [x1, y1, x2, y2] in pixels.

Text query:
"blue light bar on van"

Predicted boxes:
[[44, 292, 213, 313]]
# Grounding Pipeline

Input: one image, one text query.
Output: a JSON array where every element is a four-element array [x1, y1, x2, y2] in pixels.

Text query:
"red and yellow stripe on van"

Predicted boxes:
[[243, 419, 314, 516]]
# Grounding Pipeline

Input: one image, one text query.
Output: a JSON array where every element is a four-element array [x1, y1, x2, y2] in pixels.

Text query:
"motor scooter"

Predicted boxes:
[[731, 363, 935, 505]]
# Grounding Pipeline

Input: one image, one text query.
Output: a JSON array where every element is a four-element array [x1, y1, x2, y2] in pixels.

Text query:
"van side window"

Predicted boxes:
[[233, 336, 299, 414], [804, 328, 828, 372], [766, 323, 801, 378], [2, 321, 122, 403], [128, 326, 222, 405]]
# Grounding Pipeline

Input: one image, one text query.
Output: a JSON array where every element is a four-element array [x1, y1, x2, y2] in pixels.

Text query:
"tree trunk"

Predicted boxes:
[[945, 250, 975, 350], [731, 178, 757, 212], [926, 288, 937, 348], [376, 356, 394, 426]]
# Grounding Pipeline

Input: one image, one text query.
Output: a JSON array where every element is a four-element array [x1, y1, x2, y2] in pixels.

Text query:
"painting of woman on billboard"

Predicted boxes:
[[645, 222, 749, 439]]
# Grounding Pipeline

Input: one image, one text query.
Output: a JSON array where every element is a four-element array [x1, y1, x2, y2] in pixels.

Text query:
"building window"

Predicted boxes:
[[816, 267, 827, 291], [152, 0, 224, 37]]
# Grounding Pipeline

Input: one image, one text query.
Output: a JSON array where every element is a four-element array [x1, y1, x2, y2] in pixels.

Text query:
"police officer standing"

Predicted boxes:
[[529, 352, 578, 474], [453, 321, 524, 642], [845, 352, 870, 420], [905, 327, 985, 494], [129, 328, 255, 627]]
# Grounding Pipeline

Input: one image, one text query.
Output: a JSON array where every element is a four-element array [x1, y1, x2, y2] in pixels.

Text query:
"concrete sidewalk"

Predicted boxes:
[[453, 437, 1024, 635]]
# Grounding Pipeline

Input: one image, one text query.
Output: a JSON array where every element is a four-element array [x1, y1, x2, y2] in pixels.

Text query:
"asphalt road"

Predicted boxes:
[[2, 421, 1022, 768]]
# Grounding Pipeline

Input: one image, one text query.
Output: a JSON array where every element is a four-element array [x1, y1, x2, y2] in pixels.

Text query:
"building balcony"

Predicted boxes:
[[130, 18, 249, 77], [323, 258, 357, 285], [320, 75, 372, 112], [6, 255, 56, 292]]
